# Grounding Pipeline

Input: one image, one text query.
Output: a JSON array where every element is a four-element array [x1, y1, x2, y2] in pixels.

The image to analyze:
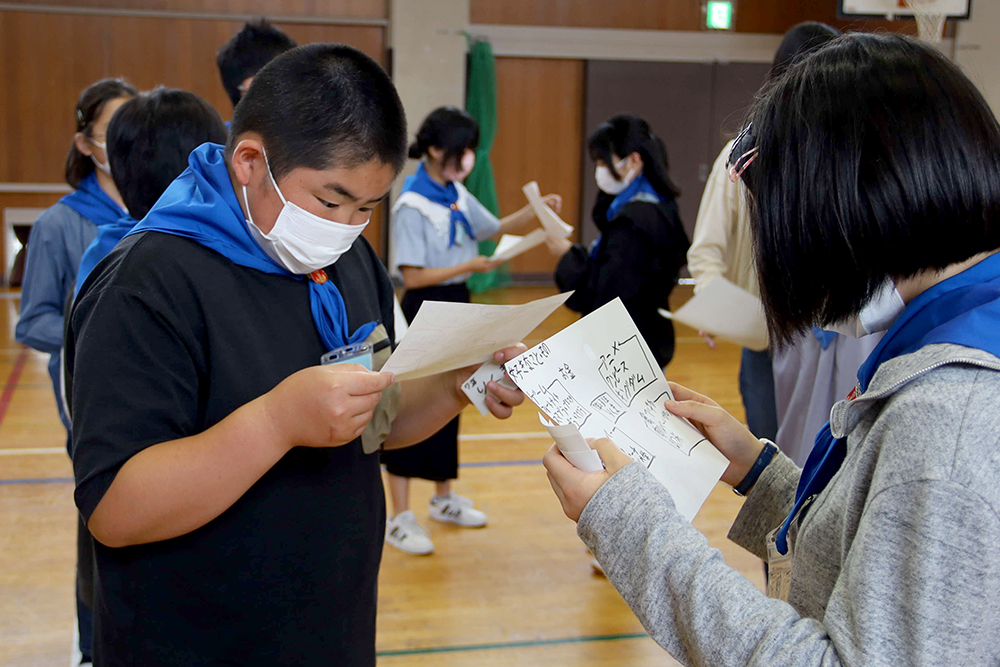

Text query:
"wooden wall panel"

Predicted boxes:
[[471, 0, 917, 35], [491, 57, 584, 277], [1, 10, 386, 250], [0, 1, 387, 20]]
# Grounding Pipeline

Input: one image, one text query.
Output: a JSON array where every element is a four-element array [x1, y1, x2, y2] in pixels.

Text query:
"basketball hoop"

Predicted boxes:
[[902, 0, 947, 44]]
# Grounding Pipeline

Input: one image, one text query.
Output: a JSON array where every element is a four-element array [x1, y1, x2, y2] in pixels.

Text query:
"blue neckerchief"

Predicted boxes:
[[606, 174, 660, 221], [775, 252, 1000, 554], [812, 326, 838, 351], [123, 143, 375, 351], [591, 175, 661, 258], [58, 172, 126, 229], [74, 214, 137, 297], [399, 163, 475, 247]]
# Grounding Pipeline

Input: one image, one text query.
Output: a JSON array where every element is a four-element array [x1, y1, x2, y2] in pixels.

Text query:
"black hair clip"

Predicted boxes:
[[727, 123, 758, 183]]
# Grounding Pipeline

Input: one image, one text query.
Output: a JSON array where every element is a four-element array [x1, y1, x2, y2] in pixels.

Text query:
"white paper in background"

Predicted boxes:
[[381, 291, 572, 381], [504, 298, 729, 521], [461, 360, 517, 416], [539, 414, 604, 472], [664, 276, 769, 351], [522, 181, 574, 237], [490, 229, 548, 262]]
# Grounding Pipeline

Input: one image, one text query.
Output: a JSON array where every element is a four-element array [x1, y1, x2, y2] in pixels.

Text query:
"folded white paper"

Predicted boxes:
[[665, 276, 769, 351], [540, 414, 604, 472], [490, 229, 549, 262], [522, 181, 573, 237], [461, 360, 517, 416], [382, 291, 572, 381]]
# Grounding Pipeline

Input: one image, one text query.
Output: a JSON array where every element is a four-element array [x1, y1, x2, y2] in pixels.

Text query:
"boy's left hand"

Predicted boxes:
[[454, 344, 527, 419]]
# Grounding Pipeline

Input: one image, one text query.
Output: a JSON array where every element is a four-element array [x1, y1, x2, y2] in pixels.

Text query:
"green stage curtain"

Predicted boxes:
[[464, 37, 511, 293]]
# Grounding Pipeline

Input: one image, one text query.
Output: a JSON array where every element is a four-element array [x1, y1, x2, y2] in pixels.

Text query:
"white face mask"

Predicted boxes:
[[595, 157, 636, 195], [442, 149, 476, 183], [242, 144, 369, 274], [89, 138, 111, 176], [826, 281, 905, 338]]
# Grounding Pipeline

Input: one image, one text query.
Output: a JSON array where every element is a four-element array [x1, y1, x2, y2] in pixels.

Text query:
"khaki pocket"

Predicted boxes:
[[362, 323, 399, 454]]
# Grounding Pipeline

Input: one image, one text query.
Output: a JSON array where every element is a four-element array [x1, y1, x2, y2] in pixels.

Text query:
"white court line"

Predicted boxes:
[[459, 431, 549, 441], [0, 447, 65, 456]]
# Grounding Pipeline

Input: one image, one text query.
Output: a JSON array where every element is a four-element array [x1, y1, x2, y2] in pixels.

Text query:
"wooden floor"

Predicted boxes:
[[0, 285, 764, 667]]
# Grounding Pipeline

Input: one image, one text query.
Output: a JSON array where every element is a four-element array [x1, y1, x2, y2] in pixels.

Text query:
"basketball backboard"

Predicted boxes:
[[838, 0, 971, 20]]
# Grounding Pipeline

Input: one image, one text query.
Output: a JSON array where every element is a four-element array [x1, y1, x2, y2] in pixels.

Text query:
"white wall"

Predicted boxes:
[[955, 1, 1000, 116], [389, 0, 469, 179]]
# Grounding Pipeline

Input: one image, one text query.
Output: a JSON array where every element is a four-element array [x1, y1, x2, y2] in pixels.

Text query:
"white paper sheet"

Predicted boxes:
[[490, 229, 548, 262], [461, 360, 517, 416], [381, 291, 572, 381], [504, 298, 729, 521], [522, 181, 574, 237], [664, 276, 769, 351], [540, 414, 604, 472]]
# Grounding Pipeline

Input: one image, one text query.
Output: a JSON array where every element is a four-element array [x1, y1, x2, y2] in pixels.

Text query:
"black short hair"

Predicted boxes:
[[769, 22, 841, 80], [739, 33, 1000, 345], [408, 107, 479, 171], [588, 114, 680, 200], [107, 87, 227, 219], [216, 18, 297, 108], [226, 43, 407, 179], [65, 78, 137, 189]]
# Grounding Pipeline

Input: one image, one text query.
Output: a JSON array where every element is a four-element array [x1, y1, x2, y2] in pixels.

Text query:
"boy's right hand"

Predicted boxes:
[[262, 365, 395, 450], [467, 255, 501, 273]]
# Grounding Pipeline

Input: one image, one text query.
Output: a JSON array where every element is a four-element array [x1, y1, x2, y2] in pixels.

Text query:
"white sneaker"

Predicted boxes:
[[429, 493, 488, 527], [385, 510, 435, 555]]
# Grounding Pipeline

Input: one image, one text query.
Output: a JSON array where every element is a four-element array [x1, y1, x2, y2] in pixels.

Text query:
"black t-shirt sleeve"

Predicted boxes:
[[70, 283, 201, 521]]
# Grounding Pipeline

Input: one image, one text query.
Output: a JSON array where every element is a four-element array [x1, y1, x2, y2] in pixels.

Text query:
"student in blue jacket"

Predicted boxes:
[[14, 77, 135, 665]]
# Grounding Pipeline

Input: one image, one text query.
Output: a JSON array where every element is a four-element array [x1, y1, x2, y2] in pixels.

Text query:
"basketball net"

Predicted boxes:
[[902, 0, 947, 44]]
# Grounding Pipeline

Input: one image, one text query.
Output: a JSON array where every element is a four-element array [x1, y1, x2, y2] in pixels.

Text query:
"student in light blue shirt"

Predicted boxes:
[[384, 106, 561, 555]]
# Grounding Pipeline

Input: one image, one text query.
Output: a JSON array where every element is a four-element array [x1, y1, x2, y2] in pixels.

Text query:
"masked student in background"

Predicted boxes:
[[545, 114, 689, 370], [73, 87, 228, 296], [385, 106, 561, 555], [66, 46, 525, 666], [14, 76, 136, 666]]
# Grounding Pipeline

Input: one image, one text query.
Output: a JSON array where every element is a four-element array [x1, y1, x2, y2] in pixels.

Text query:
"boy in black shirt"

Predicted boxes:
[[67, 44, 524, 667]]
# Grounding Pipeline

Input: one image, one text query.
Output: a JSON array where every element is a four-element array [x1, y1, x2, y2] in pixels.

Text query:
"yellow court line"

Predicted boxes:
[[458, 431, 549, 441], [0, 447, 65, 456]]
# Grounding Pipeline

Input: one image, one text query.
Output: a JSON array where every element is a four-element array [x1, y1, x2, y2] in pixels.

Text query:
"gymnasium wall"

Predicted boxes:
[[0, 0, 926, 284], [0, 2, 388, 281]]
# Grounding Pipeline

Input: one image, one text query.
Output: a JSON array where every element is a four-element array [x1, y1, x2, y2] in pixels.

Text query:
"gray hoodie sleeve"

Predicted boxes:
[[727, 452, 800, 560], [576, 462, 1000, 667]]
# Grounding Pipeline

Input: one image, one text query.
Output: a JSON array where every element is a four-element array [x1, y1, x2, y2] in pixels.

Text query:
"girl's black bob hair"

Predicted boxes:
[[65, 78, 137, 189], [739, 33, 1000, 346], [408, 106, 480, 170], [588, 114, 680, 201]]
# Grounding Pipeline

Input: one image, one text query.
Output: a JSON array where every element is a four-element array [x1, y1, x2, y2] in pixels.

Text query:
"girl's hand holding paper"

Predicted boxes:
[[543, 438, 633, 522]]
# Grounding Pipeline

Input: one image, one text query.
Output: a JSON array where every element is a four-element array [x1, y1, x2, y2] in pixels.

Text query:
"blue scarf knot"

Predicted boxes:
[[591, 175, 661, 259], [120, 143, 375, 351], [399, 163, 475, 247], [775, 252, 1000, 554]]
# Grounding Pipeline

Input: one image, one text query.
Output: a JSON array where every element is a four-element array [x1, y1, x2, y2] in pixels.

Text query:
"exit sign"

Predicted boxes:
[[706, 0, 734, 30]]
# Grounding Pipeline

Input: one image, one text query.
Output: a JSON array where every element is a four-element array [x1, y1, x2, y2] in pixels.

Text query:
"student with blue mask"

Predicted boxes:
[[545, 34, 1000, 665], [66, 45, 525, 666], [384, 106, 561, 555], [73, 86, 228, 296], [14, 76, 135, 667], [546, 114, 689, 369]]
